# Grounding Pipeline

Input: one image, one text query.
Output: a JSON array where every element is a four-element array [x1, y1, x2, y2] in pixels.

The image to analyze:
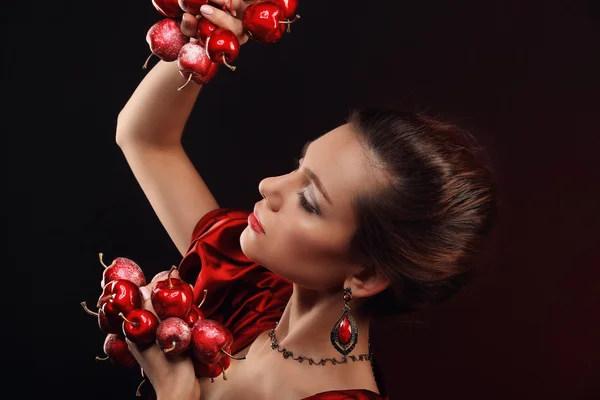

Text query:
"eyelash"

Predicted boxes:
[[297, 190, 318, 214], [293, 157, 319, 215]]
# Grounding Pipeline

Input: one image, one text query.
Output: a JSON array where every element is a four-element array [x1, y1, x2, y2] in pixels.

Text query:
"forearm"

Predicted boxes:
[[116, 60, 202, 148]]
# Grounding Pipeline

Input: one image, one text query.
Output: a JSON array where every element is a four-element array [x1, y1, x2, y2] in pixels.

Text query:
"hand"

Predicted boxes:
[[179, 0, 254, 45], [127, 270, 201, 400]]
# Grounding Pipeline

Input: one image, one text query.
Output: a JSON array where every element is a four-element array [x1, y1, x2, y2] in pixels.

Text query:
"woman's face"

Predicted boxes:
[[240, 124, 381, 290]]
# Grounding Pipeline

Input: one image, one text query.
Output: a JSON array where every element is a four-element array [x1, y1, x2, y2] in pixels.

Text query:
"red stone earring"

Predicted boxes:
[[330, 287, 359, 356]]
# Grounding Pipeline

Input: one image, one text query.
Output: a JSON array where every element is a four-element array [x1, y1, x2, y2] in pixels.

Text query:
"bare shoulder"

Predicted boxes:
[[197, 331, 271, 400]]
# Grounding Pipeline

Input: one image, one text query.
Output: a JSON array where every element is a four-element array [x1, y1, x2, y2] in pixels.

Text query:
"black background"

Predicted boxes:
[[5, 0, 600, 399]]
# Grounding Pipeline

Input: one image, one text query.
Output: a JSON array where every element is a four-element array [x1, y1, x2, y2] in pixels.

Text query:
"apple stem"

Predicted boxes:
[[280, 14, 301, 33], [198, 289, 208, 309], [136, 379, 146, 397], [167, 265, 178, 289], [163, 341, 177, 353], [219, 361, 227, 380], [81, 301, 99, 317], [223, 55, 236, 71], [142, 53, 154, 69], [99, 253, 109, 269], [95, 356, 109, 361], [177, 74, 194, 91], [220, 349, 246, 360], [119, 312, 137, 326]]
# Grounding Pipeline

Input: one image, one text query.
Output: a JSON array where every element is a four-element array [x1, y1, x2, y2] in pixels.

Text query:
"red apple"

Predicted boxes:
[[156, 317, 192, 355], [144, 18, 190, 69], [96, 333, 137, 367], [99, 252, 146, 288], [242, 2, 286, 44], [270, 0, 298, 19], [178, 0, 210, 15], [152, 0, 184, 18], [196, 17, 217, 46], [176, 41, 220, 90], [205, 28, 240, 71], [151, 266, 194, 320], [81, 301, 121, 334], [99, 308, 123, 334], [184, 304, 205, 327], [97, 279, 142, 319], [193, 354, 230, 381], [184, 289, 208, 327], [120, 309, 160, 345], [190, 319, 239, 364]]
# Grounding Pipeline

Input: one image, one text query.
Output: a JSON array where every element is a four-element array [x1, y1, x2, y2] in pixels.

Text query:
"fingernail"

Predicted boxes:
[[140, 287, 150, 301], [200, 5, 213, 14]]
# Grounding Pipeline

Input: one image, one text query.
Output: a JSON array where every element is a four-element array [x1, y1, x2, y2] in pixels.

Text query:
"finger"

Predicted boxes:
[[151, 271, 168, 284], [180, 12, 199, 38], [139, 285, 156, 314], [208, 0, 250, 17], [126, 338, 164, 369], [126, 337, 143, 358], [126, 338, 189, 365], [199, 4, 245, 39], [150, 268, 181, 284]]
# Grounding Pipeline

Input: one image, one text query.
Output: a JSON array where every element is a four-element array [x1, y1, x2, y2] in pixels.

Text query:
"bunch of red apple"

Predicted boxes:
[[145, 0, 300, 89], [82, 253, 242, 394]]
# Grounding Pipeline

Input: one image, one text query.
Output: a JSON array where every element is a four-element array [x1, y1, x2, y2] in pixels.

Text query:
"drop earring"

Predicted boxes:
[[330, 287, 359, 356]]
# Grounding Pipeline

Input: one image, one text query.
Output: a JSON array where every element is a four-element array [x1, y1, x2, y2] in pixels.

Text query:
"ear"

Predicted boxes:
[[344, 265, 390, 299]]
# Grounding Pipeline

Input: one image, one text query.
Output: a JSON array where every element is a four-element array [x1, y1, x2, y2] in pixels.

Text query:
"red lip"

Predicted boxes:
[[248, 206, 265, 234]]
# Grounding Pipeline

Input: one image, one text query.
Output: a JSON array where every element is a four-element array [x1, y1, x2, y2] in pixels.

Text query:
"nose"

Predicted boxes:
[[258, 174, 288, 212]]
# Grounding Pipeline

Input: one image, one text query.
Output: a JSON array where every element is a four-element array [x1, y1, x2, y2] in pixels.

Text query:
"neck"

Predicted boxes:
[[272, 284, 372, 361]]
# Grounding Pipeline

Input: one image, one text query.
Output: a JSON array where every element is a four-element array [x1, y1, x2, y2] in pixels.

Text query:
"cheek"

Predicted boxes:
[[241, 217, 314, 263], [241, 215, 354, 289], [272, 214, 340, 258]]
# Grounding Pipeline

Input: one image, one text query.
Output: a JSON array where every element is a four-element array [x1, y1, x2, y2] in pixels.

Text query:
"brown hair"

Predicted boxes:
[[348, 108, 499, 317]]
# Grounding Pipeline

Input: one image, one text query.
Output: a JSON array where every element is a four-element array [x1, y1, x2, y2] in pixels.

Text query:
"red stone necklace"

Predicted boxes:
[[268, 326, 374, 365]]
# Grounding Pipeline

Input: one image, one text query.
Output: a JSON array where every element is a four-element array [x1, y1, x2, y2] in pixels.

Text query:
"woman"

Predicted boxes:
[[115, 2, 498, 399]]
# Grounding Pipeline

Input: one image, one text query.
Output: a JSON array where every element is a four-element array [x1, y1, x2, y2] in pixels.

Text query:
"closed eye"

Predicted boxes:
[[297, 189, 319, 214]]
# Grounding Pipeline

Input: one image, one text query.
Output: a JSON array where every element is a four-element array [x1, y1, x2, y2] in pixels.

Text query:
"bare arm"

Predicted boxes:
[[116, 4, 249, 256], [116, 57, 219, 257], [116, 5, 249, 256]]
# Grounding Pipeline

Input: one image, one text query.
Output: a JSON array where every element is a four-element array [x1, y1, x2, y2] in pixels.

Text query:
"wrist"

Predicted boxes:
[[156, 378, 200, 400]]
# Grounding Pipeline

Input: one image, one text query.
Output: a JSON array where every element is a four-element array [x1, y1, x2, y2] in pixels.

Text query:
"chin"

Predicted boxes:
[[239, 226, 260, 263], [240, 226, 280, 275]]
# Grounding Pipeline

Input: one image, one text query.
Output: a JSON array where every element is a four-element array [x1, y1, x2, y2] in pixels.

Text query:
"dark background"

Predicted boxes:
[[5, 0, 599, 398]]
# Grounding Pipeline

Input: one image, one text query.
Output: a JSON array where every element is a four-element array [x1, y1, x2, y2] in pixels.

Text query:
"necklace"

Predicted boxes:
[[268, 324, 383, 394], [268, 326, 373, 366]]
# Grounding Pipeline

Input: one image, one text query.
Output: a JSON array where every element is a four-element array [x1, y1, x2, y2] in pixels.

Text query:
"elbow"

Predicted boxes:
[[115, 111, 131, 147]]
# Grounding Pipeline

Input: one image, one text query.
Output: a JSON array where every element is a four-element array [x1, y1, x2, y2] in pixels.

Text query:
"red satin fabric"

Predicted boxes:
[[178, 208, 293, 355], [155, 208, 388, 399]]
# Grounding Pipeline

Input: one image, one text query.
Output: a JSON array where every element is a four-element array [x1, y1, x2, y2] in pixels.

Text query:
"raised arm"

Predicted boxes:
[[116, 5, 248, 256], [116, 59, 217, 257]]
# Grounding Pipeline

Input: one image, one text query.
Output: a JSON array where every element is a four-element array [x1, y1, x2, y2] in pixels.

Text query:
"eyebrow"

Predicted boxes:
[[300, 140, 333, 205]]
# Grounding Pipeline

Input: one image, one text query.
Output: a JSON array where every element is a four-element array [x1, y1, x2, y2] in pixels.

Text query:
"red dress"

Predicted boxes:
[[172, 208, 388, 399]]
